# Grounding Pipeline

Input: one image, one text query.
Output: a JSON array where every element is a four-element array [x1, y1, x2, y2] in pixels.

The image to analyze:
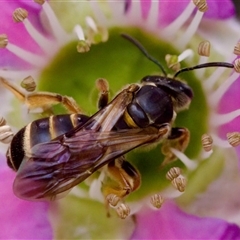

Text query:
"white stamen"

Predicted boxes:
[[70, 186, 88, 198], [209, 71, 239, 107], [0, 70, 37, 80], [124, 0, 141, 23], [170, 148, 197, 170], [42, 1, 69, 44], [21, 18, 53, 54], [108, 0, 126, 25], [89, 1, 108, 26], [146, 0, 159, 27], [196, 55, 208, 79], [86, 16, 98, 33], [211, 134, 232, 148], [211, 109, 240, 127], [200, 149, 213, 159], [161, 186, 184, 199], [203, 53, 235, 90], [6, 43, 46, 67], [177, 10, 204, 49], [88, 171, 105, 202], [74, 25, 85, 41], [163, 1, 195, 36], [178, 49, 194, 62]]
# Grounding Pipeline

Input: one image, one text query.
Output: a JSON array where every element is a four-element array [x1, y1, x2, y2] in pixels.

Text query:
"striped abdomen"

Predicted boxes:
[[7, 114, 89, 171]]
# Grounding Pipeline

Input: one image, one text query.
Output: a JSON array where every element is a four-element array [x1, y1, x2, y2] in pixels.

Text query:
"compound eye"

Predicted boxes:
[[179, 84, 194, 100]]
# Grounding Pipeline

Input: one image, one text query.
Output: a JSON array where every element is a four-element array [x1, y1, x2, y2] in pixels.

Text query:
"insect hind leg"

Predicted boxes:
[[0, 77, 82, 114], [102, 156, 141, 218]]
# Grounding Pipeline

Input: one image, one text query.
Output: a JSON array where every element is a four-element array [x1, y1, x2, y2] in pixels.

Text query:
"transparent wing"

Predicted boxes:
[[13, 126, 169, 200]]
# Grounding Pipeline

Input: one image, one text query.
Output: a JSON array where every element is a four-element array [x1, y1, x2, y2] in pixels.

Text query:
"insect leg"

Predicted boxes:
[[103, 156, 141, 203], [102, 156, 140, 218], [161, 127, 190, 164], [95, 78, 109, 109], [0, 77, 82, 114]]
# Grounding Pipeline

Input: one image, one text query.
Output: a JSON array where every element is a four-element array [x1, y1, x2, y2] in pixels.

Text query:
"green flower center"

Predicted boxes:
[[39, 27, 208, 200]]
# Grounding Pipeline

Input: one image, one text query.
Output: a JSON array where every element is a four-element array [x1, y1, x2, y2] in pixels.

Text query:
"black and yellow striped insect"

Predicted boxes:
[[0, 34, 234, 211]]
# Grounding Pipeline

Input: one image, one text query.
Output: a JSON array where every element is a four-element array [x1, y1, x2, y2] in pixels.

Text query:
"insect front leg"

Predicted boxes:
[[161, 127, 190, 165], [0, 77, 82, 114], [102, 156, 140, 218]]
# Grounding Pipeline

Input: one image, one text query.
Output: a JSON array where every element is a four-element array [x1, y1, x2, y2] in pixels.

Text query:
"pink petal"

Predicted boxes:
[[0, 155, 53, 239], [131, 201, 240, 239], [125, 0, 235, 25], [0, 1, 45, 68]]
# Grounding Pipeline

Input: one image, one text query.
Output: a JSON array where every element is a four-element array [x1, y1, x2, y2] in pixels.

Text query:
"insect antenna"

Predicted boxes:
[[174, 62, 234, 78], [121, 33, 167, 76]]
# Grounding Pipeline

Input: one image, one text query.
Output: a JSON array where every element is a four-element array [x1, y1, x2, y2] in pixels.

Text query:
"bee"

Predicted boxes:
[[0, 34, 235, 210]]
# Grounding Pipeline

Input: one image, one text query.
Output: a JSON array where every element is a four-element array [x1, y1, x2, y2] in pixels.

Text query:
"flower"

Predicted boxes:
[[1, 0, 240, 239], [0, 154, 53, 239]]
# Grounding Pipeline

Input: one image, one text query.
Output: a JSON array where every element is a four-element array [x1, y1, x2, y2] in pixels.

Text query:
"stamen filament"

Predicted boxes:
[[42, 1, 69, 44], [146, 0, 159, 27], [177, 10, 204, 49], [89, 1, 108, 26], [211, 109, 240, 126], [209, 71, 239, 107], [86, 16, 98, 33], [22, 18, 53, 54], [6, 43, 46, 67], [0, 70, 36, 79], [196, 56, 208, 79], [108, 1, 127, 25], [74, 25, 85, 41], [163, 1, 195, 36], [203, 53, 235, 90], [211, 134, 232, 148], [178, 49, 193, 62], [170, 148, 197, 170], [124, 0, 141, 23]]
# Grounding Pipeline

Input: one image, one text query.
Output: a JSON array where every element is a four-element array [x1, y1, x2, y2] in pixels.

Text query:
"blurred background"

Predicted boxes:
[[232, 0, 240, 18]]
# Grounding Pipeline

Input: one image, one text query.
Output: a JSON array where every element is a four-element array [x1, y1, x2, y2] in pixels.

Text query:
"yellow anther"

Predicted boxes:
[[193, 0, 208, 12], [0, 34, 8, 48], [0, 125, 14, 144], [233, 42, 240, 55], [201, 133, 213, 152], [77, 40, 90, 53], [234, 59, 240, 73], [166, 167, 181, 181], [227, 132, 240, 147], [198, 40, 211, 57], [150, 194, 164, 209], [171, 176, 187, 192], [116, 203, 130, 219], [21, 76, 36, 92], [33, 0, 45, 5], [106, 194, 120, 207], [13, 8, 28, 23]]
